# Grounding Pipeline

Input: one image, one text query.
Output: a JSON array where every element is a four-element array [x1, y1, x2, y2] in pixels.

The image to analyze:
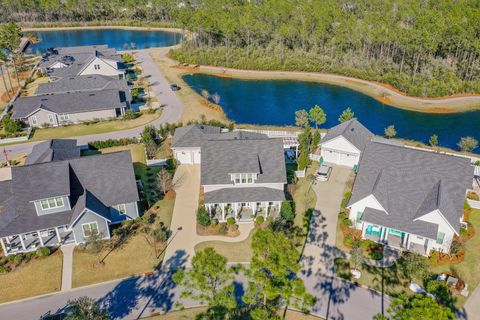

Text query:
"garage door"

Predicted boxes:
[[338, 153, 358, 167], [176, 151, 193, 164]]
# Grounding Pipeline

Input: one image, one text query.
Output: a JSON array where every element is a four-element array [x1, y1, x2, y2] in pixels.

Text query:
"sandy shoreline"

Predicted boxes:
[[22, 25, 183, 33], [180, 65, 480, 114]]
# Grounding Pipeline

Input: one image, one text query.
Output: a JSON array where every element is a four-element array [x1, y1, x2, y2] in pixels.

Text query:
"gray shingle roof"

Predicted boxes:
[[0, 151, 139, 237], [39, 45, 122, 79], [36, 75, 131, 99], [172, 125, 267, 148], [11, 89, 127, 119], [69, 190, 111, 225], [201, 138, 287, 185], [25, 139, 80, 165], [320, 118, 373, 151], [205, 187, 285, 204], [348, 142, 474, 238]]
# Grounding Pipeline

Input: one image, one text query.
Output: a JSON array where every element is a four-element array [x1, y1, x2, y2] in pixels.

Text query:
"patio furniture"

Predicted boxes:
[[409, 282, 426, 294]]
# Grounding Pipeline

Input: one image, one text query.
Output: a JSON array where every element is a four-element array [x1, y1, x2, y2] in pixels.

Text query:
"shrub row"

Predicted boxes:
[[89, 138, 139, 150]]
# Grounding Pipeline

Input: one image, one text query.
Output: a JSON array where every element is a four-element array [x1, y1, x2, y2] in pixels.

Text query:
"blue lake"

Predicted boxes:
[[26, 29, 182, 54], [183, 73, 480, 152]]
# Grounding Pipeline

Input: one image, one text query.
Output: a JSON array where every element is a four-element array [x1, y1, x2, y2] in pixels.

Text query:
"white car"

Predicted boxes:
[[316, 164, 332, 181]]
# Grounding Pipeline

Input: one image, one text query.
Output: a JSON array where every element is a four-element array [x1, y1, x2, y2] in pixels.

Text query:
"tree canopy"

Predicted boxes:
[[2, 1, 479, 97]]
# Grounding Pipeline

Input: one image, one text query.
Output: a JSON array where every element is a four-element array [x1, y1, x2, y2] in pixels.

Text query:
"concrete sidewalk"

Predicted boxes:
[[163, 164, 253, 268], [60, 244, 75, 291]]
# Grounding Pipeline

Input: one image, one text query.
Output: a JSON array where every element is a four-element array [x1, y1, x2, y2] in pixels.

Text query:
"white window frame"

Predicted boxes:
[[40, 197, 64, 210], [94, 64, 101, 70], [82, 221, 99, 238], [48, 114, 55, 124], [59, 113, 69, 122], [31, 115, 38, 125], [232, 173, 256, 185], [118, 204, 127, 214]]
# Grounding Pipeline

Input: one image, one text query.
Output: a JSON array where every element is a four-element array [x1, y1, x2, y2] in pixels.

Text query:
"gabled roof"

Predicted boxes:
[[320, 118, 373, 151], [25, 139, 80, 165], [39, 45, 122, 79], [0, 151, 139, 237], [172, 125, 268, 149], [11, 89, 127, 119], [36, 75, 131, 100], [69, 190, 111, 226], [348, 142, 473, 237], [201, 138, 287, 185]]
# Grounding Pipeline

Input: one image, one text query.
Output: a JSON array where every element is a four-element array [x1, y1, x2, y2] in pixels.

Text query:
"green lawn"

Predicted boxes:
[[30, 110, 161, 141], [430, 209, 480, 307], [0, 251, 63, 303], [194, 229, 255, 263], [72, 199, 175, 288], [291, 163, 318, 228]]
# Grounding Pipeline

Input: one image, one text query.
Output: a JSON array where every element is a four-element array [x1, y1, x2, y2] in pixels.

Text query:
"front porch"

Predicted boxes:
[[206, 201, 281, 222], [0, 225, 75, 256], [360, 222, 429, 256]]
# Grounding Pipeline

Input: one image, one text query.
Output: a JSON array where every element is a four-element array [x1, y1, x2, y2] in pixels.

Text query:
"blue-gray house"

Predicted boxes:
[[0, 139, 140, 255]]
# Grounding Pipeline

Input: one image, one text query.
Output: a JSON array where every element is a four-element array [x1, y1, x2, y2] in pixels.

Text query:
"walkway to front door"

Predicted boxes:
[[60, 244, 75, 291]]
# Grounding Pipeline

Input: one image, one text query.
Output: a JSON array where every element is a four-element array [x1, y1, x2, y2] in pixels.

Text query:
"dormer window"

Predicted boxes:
[[231, 173, 257, 185], [40, 197, 64, 210]]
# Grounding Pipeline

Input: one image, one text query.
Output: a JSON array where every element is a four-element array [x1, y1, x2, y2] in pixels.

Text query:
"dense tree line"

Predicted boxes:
[[2, 0, 479, 97]]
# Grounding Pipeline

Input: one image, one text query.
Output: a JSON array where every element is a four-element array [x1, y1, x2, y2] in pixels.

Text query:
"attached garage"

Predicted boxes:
[[318, 119, 373, 169], [321, 148, 359, 167]]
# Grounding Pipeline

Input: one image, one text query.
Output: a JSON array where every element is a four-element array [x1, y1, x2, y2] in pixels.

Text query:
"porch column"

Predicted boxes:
[[264, 202, 269, 216], [19, 234, 26, 251], [361, 223, 367, 238], [221, 203, 225, 221], [0, 238, 7, 255], [403, 233, 410, 248], [55, 227, 61, 243], [295, 145, 299, 158], [234, 203, 238, 217], [252, 202, 257, 217], [37, 231, 44, 247]]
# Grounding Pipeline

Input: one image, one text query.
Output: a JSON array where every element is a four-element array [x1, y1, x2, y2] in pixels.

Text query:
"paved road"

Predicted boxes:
[[300, 165, 391, 319], [1, 49, 183, 159]]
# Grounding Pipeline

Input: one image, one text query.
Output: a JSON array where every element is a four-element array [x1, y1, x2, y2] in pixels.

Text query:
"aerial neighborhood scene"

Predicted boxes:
[[0, 1, 479, 320]]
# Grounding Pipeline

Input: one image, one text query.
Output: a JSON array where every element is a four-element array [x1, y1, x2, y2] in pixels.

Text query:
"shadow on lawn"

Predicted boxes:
[[97, 249, 188, 320]]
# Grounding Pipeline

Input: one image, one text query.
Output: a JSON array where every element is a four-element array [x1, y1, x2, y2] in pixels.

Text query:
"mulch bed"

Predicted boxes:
[[196, 224, 240, 237]]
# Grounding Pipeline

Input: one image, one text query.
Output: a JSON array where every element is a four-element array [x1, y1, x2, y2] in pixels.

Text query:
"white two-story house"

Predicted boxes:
[[172, 125, 287, 222]]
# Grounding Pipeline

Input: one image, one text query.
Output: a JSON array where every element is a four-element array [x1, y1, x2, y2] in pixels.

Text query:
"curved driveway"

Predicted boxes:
[[2, 49, 183, 159]]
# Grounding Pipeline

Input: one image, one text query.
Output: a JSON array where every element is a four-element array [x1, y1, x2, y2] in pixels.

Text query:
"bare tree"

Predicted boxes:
[[200, 89, 210, 101], [211, 92, 220, 104], [145, 141, 158, 160], [156, 168, 173, 196]]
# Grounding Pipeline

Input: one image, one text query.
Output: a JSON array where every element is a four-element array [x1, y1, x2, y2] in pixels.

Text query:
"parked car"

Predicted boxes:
[[170, 83, 181, 91], [315, 164, 332, 181]]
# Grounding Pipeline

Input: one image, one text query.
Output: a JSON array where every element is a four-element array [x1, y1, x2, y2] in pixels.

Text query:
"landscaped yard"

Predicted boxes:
[[194, 229, 255, 263], [0, 250, 62, 303], [144, 307, 323, 319], [99, 144, 146, 163], [334, 207, 480, 308], [290, 162, 318, 229], [30, 110, 161, 141], [72, 199, 175, 288], [431, 209, 480, 307]]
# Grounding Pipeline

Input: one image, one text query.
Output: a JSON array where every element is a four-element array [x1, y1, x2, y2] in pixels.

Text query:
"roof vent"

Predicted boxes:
[[41, 98, 48, 101], [89, 93, 95, 96]]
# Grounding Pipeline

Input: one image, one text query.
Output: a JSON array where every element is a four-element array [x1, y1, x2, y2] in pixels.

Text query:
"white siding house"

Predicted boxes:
[[318, 119, 373, 168]]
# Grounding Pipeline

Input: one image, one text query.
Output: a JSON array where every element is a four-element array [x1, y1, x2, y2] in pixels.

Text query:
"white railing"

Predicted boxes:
[[235, 129, 300, 138], [309, 153, 321, 161]]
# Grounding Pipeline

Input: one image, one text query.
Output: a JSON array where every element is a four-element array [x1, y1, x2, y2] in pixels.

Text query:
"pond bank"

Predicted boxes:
[[183, 66, 480, 114]]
